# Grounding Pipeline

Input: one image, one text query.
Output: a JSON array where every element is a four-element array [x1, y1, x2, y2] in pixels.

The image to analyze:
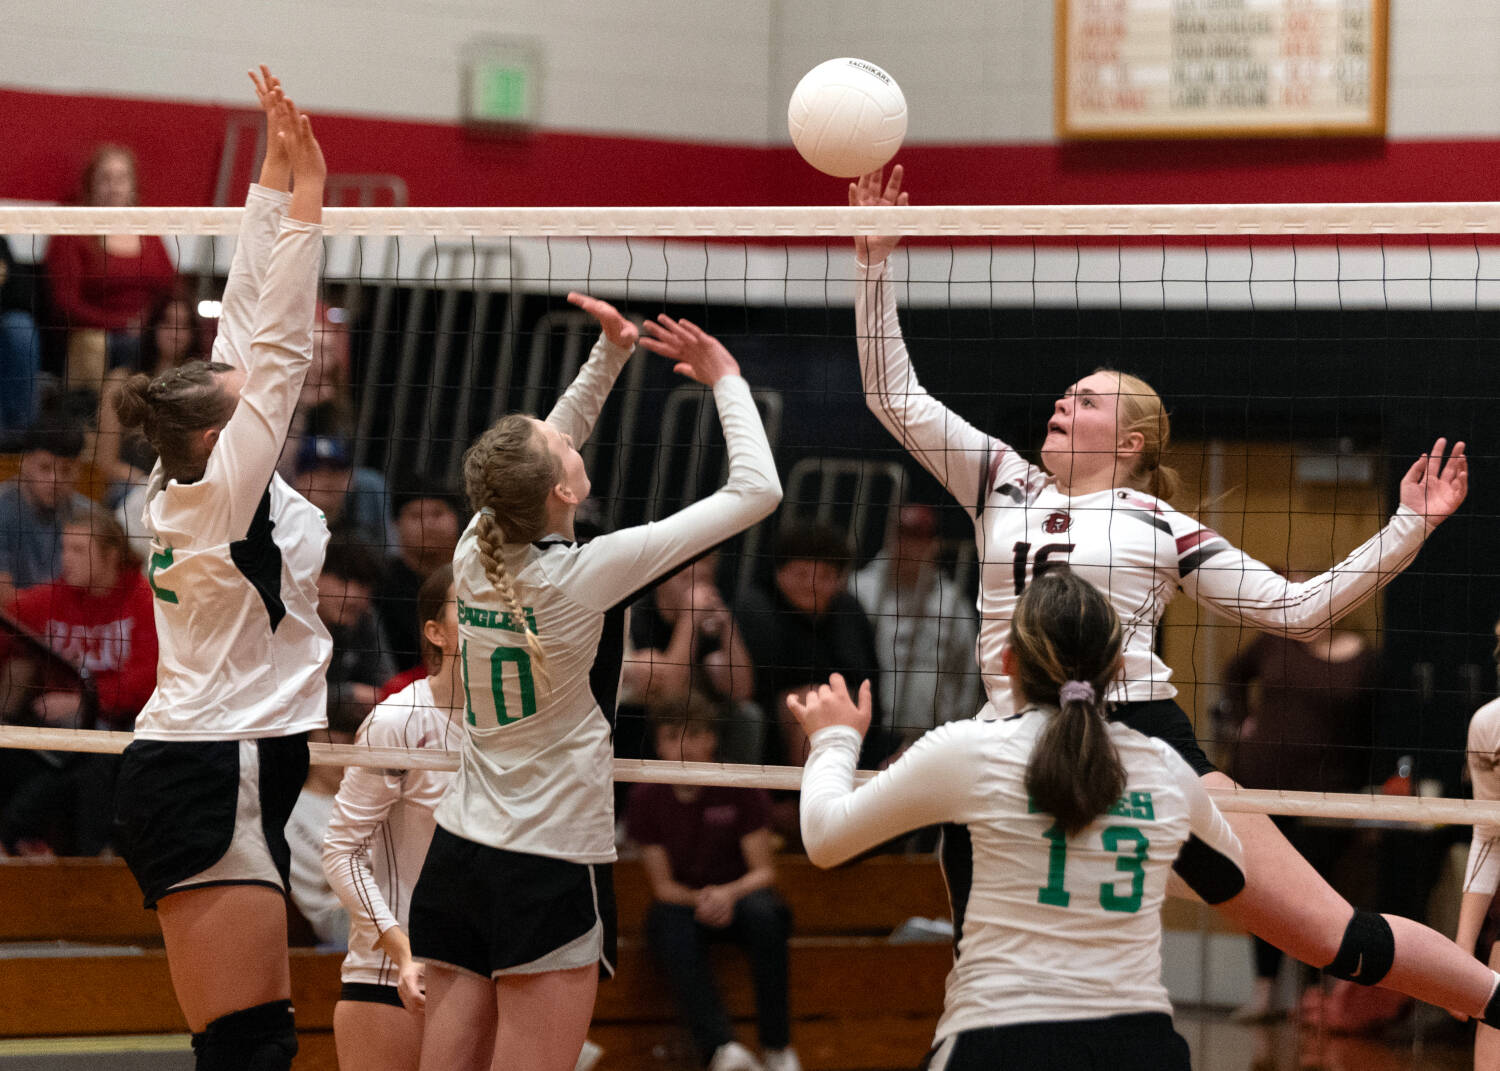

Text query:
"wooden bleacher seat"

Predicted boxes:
[[0, 854, 957, 1070]]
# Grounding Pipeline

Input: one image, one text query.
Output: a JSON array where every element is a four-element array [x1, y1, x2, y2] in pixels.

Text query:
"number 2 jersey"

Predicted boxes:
[[801, 711, 1245, 1036], [437, 350, 782, 864], [133, 185, 331, 741], [856, 258, 1431, 713]]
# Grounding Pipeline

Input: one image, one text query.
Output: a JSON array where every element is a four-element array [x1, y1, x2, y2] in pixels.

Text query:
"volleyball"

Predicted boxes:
[[787, 58, 907, 178]]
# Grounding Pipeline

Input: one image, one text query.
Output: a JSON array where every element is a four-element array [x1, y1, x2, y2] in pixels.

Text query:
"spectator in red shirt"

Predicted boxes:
[[44, 144, 177, 390], [0, 502, 157, 854], [627, 692, 799, 1071]]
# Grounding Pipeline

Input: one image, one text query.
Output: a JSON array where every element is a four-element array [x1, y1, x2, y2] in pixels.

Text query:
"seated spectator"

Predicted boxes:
[[853, 503, 979, 746], [374, 471, 462, 672], [0, 503, 156, 854], [620, 550, 760, 765], [317, 540, 397, 733], [0, 417, 92, 602], [291, 401, 393, 550], [285, 728, 354, 947], [628, 693, 799, 1071], [44, 144, 176, 392], [736, 522, 888, 768], [0, 238, 42, 437], [278, 301, 352, 482]]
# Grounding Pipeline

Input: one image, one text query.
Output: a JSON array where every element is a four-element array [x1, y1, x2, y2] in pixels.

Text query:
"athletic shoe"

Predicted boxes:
[[763, 1047, 802, 1071], [709, 1041, 765, 1071], [574, 1039, 604, 1071]]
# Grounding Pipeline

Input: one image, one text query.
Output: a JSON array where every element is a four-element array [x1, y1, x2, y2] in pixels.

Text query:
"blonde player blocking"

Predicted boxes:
[[407, 307, 782, 1071], [111, 71, 329, 1070], [1457, 616, 1500, 1070], [791, 569, 1248, 1070], [847, 164, 1500, 1024]]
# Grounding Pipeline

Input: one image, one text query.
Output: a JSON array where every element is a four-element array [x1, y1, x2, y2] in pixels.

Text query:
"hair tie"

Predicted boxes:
[[1058, 680, 1096, 705], [479, 506, 496, 518]]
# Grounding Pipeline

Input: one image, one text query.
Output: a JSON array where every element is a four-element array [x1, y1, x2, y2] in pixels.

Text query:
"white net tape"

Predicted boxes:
[[3, 201, 1500, 237]]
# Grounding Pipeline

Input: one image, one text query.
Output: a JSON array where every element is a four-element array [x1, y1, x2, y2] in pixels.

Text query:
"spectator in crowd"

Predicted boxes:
[[317, 540, 397, 734], [852, 503, 979, 747], [736, 522, 888, 769], [0, 417, 92, 602], [620, 550, 760, 765], [628, 692, 799, 1071], [284, 727, 354, 948], [0, 502, 156, 855], [374, 471, 462, 673], [1217, 612, 1377, 1022], [44, 144, 176, 391], [0, 238, 42, 437], [278, 301, 352, 481], [290, 401, 392, 550]]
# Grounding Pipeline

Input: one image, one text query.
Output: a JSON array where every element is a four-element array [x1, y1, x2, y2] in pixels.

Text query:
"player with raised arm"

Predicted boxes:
[[408, 306, 782, 1071], [110, 70, 329, 1071], [792, 569, 1247, 1071], [847, 163, 1500, 1025]]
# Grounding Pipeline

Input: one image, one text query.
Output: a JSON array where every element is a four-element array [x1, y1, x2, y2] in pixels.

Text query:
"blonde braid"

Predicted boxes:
[[464, 413, 562, 688], [475, 509, 551, 686]]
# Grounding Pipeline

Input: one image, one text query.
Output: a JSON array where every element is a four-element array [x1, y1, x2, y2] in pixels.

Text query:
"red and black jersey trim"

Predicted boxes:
[[1176, 529, 1230, 579]]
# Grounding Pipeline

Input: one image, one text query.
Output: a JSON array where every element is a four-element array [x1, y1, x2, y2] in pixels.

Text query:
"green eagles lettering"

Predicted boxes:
[[457, 597, 537, 634]]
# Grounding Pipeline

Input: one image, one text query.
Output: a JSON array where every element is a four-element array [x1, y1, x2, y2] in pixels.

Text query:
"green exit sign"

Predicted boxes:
[[463, 41, 541, 128]]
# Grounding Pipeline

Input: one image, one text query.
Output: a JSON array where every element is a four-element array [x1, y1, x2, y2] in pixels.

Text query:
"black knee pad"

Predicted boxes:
[[191, 999, 298, 1071], [1323, 910, 1394, 986]]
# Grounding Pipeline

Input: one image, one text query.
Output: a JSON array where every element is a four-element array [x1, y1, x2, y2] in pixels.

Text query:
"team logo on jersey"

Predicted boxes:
[[1043, 511, 1072, 534]]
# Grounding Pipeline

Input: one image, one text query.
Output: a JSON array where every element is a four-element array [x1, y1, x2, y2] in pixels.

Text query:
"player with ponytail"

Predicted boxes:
[[791, 568, 1246, 1071], [408, 302, 781, 1071]]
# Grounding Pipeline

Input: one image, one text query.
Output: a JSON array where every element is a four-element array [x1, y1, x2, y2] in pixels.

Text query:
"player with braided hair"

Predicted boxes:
[[407, 302, 782, 1071]]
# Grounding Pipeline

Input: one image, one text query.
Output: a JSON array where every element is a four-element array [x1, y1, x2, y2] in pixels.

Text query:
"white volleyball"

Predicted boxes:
[[787, 58, 907, 178]]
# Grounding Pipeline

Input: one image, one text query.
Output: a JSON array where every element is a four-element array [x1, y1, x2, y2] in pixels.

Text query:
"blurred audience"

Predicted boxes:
[[628, 693, 798, 1071], [736, 522, 888, 769], [278, 301, 352, 481], [852, 503, 979, 746], [1217, 617, 1377, 1021], [317, 540, 396, 734], [373, 471, 462, 673], [44, 145, 176, 393], [0, 417, 92, 602], [0, 238, 42, 437], [0, 503, 156, 855], [620, 550, 760, 766], [291, 401, 393, 551]]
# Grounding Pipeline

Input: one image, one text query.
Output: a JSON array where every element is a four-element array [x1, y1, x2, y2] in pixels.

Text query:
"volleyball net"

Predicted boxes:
[[1, 200, 1499, 825]]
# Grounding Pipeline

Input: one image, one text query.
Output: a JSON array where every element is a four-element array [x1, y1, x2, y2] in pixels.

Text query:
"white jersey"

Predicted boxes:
[[801, 712, 1245, 1037], [134, 184, 331, 741], [438, 359, 782, 863], [323, 678, 462, 986], [1464, 696, 1500, 898], [856, 259, 1430, 713]]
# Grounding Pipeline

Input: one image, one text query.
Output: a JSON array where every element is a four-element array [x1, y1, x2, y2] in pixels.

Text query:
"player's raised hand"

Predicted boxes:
[[279, 98, 326, 224], [638, 315, 739, 385], [849, 164, 907, 267], [566, 292, 638, 349], [1400, 438, 1468, 528], [249, 65, 292, 190], [786, 673, 872, 739]]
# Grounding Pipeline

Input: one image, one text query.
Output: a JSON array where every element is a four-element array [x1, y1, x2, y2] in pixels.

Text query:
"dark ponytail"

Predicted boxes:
[[1011, 569, 1127, 836]]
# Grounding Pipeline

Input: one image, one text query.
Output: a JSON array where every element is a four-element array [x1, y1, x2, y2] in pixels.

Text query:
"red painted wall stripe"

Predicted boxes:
[[4, 86, 1500, 210]]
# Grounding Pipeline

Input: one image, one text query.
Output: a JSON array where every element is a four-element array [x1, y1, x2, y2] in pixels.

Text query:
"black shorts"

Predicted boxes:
[[339, 982, 405, 1009], [409, 826, 617, 980], [922, 1012, 1189, 1071], [1111, 699, 1218, 777], [113, 735, 309, 909]]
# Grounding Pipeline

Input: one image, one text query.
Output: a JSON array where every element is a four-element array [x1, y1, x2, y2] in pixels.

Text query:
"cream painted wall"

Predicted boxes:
[[6, 2, 1500, 143]]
